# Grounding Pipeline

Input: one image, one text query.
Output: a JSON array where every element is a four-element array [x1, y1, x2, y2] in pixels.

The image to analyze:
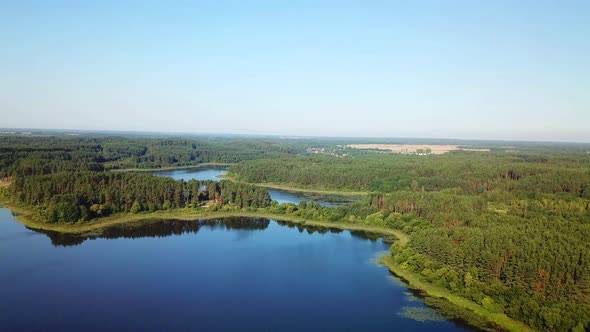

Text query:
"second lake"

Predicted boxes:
[[152, 167, 357, 207]]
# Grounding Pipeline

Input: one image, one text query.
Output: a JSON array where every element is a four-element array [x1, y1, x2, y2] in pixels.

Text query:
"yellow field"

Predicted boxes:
[[347, 144, 490, 154]]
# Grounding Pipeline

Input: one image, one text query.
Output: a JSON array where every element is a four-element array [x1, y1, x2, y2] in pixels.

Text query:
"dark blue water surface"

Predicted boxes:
[[0, 209, 472, 332], [153, 168, 357, 207]]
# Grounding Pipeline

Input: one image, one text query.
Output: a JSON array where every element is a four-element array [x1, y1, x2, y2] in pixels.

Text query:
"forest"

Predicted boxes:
[[12, 173, 270, 223], [1, 133, 589, 331], [0, 134, 299, 177], [229, 151, 590, 331], [0, 135, 278, 222], [229, 152, 590, 195]]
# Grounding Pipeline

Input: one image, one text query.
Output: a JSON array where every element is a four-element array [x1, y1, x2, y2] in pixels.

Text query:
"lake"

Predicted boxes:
[[0, 209, 472, 332], [152, 167, 226, 181], [153, 167, 357, 207]]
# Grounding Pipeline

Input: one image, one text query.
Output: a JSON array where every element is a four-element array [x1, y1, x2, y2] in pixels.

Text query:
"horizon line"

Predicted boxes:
[[2, 127, 590, 145]]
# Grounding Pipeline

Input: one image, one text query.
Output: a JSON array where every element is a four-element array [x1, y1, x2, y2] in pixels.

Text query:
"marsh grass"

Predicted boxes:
[[403, 291, 420, 302], [399, 306, 446, 322]]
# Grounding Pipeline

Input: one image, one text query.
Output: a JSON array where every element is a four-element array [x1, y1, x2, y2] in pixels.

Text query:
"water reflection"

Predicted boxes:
[[0, 208, 471, 332], [29, 217, 270, 247], [267, 189, 357, 207], [274, 220, 387, 242], [29, 218, 393, 247], [152, 167, 227, 181]]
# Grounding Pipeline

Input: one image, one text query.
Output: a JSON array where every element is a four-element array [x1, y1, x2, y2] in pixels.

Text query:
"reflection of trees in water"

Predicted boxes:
[[274, 220, 388, 242], [29, 217, 389, 247], [29, 217, 270, 247], [349, 230, 383, 242], [30, 231, 87, 246], [275, 220, 344, 235]]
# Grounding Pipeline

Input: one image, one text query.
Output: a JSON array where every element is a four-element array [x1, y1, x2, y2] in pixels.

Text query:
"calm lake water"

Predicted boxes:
[[152, 167, 226, 181], [0, 209, 472, 332], [153, 167, 356, 207]]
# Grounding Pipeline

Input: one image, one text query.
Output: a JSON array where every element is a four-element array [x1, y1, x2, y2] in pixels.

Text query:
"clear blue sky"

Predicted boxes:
[[1, 1, 589, 141]]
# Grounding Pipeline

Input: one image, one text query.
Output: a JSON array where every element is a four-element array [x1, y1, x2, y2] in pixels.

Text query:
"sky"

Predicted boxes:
[[1, 1, 589, 142]]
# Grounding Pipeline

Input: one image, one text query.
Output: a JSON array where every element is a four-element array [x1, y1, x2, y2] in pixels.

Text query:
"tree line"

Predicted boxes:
[[229, 153, 590, 196], [11, 172, 270, 223], [230, 150, 590, 331], [0, 135, 301, 178], [258, 189, 590, 331], [0, 135, 279, 223], [2, 134, 590, 330]]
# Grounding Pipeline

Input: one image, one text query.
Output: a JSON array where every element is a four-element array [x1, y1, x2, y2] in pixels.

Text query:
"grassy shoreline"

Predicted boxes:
[[222, 174, 369, 197], [379, 255, 533, 332], [0, 196, 531, 332], [113, 166, 367, 198], [2, 204, 406, 241]]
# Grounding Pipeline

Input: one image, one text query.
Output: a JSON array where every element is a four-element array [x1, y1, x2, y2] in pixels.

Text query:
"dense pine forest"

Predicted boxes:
[[229, 152, 590, 195], [0, 135, 277, 222], [230, 151, 590, 331], [1, 133, 590, 331], [0, 134, 298, 177]]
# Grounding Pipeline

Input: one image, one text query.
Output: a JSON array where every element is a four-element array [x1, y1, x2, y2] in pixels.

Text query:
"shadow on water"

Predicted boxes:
[[28, 217, 270, 247], [28, 217, 395, 247], [274, 220, 394, 243]]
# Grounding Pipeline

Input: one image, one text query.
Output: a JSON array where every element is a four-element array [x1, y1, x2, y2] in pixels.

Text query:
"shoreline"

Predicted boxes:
[[0, 199, 532, 332], [112, 167, 367, 198], [378, 255, 533, 332], [221, 174, 369, 197], [1, 204, 405, 241], [109, 163, 233, 173]]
